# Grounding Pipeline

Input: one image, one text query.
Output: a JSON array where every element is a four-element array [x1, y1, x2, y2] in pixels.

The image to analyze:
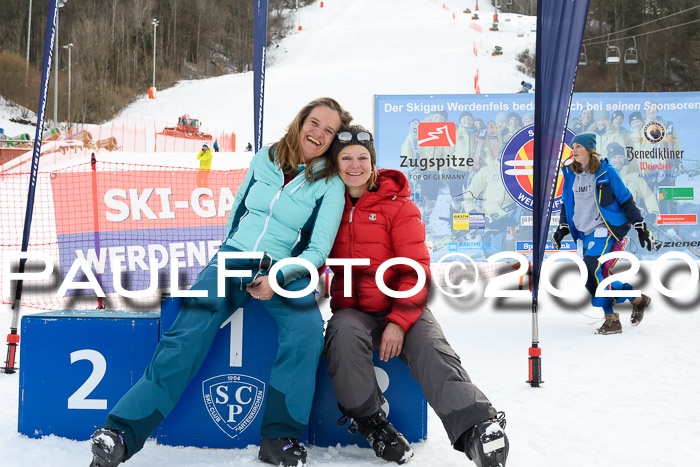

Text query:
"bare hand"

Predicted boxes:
[[379, 323, 405, 362], [246, 275, 274, 300]]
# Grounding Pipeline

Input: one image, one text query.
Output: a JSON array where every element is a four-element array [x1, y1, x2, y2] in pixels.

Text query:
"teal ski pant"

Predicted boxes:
[[103, 247, 324, 459], [582, 231, 635, 313]]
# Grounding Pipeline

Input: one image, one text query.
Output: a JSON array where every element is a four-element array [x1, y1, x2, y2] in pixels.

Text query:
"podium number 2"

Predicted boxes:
[[68, 349, 108, 410]]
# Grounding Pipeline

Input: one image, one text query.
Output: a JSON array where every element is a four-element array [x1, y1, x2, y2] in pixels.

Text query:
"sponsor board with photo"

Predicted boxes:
[[374, 92, 700, 261]]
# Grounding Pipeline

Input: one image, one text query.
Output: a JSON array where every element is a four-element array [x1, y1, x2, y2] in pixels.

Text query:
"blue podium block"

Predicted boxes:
[[157, 298, 306, 448], [309, 354, 427, 447], [18, 310, 160, 440]]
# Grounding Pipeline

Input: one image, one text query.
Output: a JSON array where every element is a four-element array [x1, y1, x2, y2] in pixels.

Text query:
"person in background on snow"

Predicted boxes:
[[89, 97, 353, 467], [195, 142, 213, 187], [246, 142, 253, 152], [551, 132, 654, 335], [213, 140, 220, 152], [323, 125, 509, 467]]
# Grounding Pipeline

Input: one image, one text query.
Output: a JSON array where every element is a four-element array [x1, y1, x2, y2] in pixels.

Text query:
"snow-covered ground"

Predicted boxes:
[[1, 0, 699, 466]]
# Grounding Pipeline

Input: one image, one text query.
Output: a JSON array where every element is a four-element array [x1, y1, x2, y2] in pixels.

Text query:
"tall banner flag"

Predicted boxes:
[[254, 0, 269, 153], [529, 0, 591, 386], [4, 0, 60, 373]]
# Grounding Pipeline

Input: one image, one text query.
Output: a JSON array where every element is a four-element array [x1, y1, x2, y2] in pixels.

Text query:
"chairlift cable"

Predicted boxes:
[[583, 18, 700, 46], [582, 4, 700, 43]]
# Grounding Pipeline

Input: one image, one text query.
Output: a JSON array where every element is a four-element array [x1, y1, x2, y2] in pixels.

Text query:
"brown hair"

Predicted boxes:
[[269, 97, 352, 182], [328, 124, 379, 192], [571, 149, 602, 174]]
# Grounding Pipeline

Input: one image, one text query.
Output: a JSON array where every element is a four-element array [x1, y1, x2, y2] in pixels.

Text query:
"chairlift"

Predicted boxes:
[[579, 45, 588, 65], [624, 36, 639, 64], [605, 35, 621, 64], [506, 0, 512, 5]]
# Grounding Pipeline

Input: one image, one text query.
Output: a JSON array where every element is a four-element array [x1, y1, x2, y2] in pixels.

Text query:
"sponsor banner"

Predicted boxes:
[[449, 240, 492, 251], [656, 214, 697, 225], [452, 213, 485, 230], [659, 187, 694, 201], [521, 215, 560, 227], [417, 122, 457, 146], [56, 227, 225, 294], [51, 170, 245, 292], [374, 92, 700, 261], [51, 171, 242, 234], [516, 241, 577, 253]]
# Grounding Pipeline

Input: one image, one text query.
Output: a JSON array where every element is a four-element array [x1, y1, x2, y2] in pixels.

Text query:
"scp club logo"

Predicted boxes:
[[500, 124, 576, 212], [202, 374, 265, 438]]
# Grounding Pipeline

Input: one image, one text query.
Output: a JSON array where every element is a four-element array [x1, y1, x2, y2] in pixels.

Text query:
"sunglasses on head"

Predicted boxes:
[[337, 131, 372, 144]]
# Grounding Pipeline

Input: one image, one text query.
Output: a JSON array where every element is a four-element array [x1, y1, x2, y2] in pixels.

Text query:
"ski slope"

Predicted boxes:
[[1, 1, 699, 466]]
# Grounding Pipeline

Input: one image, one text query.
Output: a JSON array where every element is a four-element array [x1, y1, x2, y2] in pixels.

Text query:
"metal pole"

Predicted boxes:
[[53, 7, 59, 126], [63, 43, 72, 124], [67, 45, 71, 123], [152, 19, 159, 88], [26, 0, 32, 70]]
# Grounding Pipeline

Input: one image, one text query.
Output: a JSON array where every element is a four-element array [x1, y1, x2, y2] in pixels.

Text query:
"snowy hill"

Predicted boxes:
[[116, 0, 534, 149], [1, 1, 699, 467]]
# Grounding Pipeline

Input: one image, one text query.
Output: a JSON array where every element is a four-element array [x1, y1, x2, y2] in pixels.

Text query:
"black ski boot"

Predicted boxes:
[[464, 412, 509, 467], [90, 428, 127, 467], [341, 410, 413, 464], [258, 438, 307, 467]]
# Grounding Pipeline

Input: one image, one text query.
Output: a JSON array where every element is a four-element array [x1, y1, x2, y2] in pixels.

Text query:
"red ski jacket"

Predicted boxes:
[[328, 169, 431, 332]]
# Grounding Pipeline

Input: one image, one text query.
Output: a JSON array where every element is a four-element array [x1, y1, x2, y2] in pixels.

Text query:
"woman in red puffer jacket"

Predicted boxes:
[[323, 125, 509, 467]]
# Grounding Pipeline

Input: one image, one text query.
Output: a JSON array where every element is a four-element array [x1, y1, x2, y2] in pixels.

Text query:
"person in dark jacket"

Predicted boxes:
[[323, 125, 509, 467], [89, 98, 353, 467], [552, 132, 654, 335]]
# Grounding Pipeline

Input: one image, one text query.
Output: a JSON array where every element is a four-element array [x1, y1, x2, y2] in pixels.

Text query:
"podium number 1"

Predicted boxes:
[[221, 308, 244, 367]]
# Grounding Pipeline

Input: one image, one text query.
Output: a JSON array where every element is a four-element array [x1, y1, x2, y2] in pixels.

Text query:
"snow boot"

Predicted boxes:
[[258, 438, 307, 467], [464, 411, 509, 467], [90, 428, 127, 467], [341, 410, 413, 464], [631, 294, 651, 326], [597, 312, 622, 335]]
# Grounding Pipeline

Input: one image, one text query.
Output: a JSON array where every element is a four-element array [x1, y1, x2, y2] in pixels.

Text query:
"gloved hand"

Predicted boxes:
[[634, 221, 655, 251], [551, 224, 570, 250]]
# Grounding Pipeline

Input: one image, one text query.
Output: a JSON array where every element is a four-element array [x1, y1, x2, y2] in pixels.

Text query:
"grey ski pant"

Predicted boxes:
[[324, 307, 496, 449]]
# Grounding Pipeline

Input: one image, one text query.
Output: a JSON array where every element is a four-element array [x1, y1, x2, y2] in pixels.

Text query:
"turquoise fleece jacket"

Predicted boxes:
[[224, 146, 345, 285], [560, 158, 643, 243]]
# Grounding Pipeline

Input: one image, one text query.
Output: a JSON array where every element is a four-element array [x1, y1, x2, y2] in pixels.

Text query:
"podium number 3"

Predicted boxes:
[[68, 349, 108, 410]]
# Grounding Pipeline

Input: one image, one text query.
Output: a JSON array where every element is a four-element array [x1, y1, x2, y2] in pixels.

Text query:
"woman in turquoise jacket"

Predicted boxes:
[[90, 98, 352, 467], [551, 132, 654, 335]]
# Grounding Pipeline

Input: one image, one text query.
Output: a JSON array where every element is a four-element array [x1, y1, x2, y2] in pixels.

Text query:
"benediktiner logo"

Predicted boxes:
[[642, 120, 666, 144]]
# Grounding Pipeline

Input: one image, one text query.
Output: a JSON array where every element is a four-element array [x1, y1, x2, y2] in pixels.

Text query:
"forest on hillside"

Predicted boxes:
[[0, 0, 698, 124], [0, 0, 313, 124], [504, 0, 700, 92]]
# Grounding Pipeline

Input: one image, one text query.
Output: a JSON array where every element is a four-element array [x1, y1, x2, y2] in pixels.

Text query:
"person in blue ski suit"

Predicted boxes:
[[551, 132, 654, 335], [90, 97, 353, 467]]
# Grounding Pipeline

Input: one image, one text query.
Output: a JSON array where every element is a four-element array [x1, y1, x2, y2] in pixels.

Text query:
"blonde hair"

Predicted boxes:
[[269, 97, 353, 182], [571, 149, 602, 174]]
